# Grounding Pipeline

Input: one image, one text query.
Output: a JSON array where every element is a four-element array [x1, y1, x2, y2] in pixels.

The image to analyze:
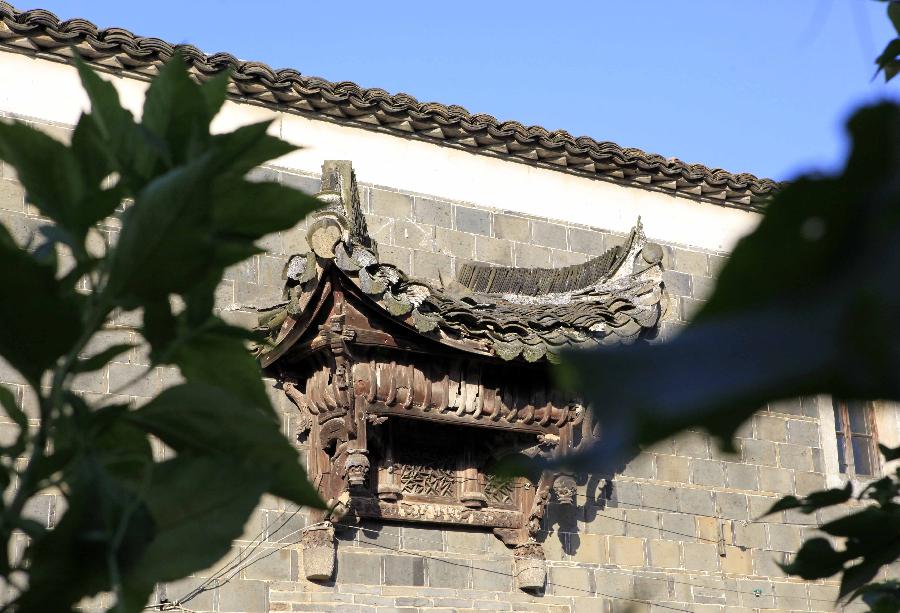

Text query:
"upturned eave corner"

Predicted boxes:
[[258, 163, 667, 368], [252, 160, 667, 590]]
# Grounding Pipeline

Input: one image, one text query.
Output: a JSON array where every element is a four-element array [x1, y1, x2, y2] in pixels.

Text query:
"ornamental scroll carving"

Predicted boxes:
[[260, 160, 665, 587]]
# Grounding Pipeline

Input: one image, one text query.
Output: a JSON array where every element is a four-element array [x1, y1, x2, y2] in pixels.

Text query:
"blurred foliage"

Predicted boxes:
[[876, 1, 900, 81], [560, 101, 900, 468], [0, 56, 323, 612], [764, 448, 900, 608], [559, 19, 900, 612]]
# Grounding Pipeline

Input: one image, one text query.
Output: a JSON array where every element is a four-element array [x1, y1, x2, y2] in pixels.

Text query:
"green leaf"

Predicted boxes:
[[491, 453, 543, 482], [881, 443, 900, 462], [74, 56, 144, 188], [0, 120, 85, 234], [59, 253, 103, 292], [115, 579, 156, 613], [75, 56, 130, 139], [200, 71, 230, 121], [71, 111, 112, 187], [877, 38, 900, 67], [558, 307, 835, 471], [89, 414, 154, 489], [70, 113, 127, 225], [885, 58, 900, 83], [0, 116, 125, 252], [0, 55, 322, 612], [557, 103, 900, 472], [141, 52, 212, 168], [0, 223, 84, 384], [699, 102, 900, 322], [107, 148, 307, 302], [106, 156, 218, 300], [128, 382, 323, 508], [122, 455, 268, 586], [15, 517, 47, 540], [207, 240, 265, 271], [29, 448, 77, 491], [697, 190, 848, 324], [169, 320, 271, 411], [31, 225, 64, 269], [181, 270, 223, 328], [890, 2, 900, 35], [211, 178, 322, 237], [16, 458, 155, 612], [73, 344, 136, 374], [208, 121, 296, 178]]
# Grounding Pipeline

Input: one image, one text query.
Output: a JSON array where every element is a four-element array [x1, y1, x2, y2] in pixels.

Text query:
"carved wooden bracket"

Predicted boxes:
[[263, 160, 663, 590], [278, 277, 589, 591]]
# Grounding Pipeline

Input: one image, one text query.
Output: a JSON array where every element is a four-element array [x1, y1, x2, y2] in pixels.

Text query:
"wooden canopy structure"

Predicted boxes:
[[257, 161, 665, 587]]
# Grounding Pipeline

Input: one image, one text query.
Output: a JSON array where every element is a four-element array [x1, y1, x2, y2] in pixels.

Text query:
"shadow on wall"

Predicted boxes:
[[538, 455, 635, 557]]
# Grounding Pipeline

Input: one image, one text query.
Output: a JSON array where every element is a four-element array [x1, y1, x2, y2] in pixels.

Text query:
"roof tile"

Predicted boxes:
[[0, 2, 780, 209]]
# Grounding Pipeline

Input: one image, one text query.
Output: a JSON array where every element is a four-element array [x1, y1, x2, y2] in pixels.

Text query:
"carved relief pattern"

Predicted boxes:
[[395, 453, 456, 498], [483, 473, 514, 505]]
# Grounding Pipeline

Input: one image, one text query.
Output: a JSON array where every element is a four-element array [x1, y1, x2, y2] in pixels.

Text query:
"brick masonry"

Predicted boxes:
[[0, 114, 874, 612]]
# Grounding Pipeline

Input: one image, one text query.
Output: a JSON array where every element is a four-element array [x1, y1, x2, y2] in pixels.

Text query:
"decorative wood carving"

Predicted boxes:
[[261, 160, 665, 588]]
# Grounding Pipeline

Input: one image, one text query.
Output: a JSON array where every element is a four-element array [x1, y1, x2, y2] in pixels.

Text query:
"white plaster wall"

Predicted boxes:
[[875, 400, 900, 475], [0, 50, 761, 253]]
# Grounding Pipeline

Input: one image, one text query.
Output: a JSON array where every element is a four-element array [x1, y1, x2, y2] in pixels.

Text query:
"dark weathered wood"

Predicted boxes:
[[260, 277, 332, 368], [350, 498, 524, 529], [271, 267, 584, 546], [368, 404, 552, 433]]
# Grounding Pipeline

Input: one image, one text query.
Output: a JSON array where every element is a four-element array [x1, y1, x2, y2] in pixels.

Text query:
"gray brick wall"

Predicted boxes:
[[0, 115, 872, 612]]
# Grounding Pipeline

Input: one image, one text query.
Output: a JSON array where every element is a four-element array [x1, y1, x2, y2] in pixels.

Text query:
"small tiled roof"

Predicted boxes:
[[0, 3, 779, 210], [260, 220, 664, 365], [258, 162, 665, 366]]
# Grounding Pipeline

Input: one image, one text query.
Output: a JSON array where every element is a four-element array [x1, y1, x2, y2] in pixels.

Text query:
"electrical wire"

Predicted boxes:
[[156, 514, 837, 611], [170, 506, 304, 606], [169, 526, 699, 613], [152, 475, 836, 610]]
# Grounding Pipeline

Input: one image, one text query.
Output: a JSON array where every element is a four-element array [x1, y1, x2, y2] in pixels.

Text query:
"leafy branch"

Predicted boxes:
[[0, 53, 323, 612], [763, 449, 900, 610], [555, 5, 900, 610], [876, 1, 900, 81]]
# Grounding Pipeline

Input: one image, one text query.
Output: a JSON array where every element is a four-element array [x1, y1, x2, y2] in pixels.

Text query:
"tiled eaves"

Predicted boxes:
[[0, 3, 780, 211]]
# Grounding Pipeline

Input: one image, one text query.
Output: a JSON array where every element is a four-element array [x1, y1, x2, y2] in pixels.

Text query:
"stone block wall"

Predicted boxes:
[[0, 113, 882, 612]]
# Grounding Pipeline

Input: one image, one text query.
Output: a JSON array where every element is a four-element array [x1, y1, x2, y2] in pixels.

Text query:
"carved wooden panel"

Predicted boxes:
[[347, 350, 583, 432], [394, 451, 457, 498], [484, 473, 515, 506], [261, 161, 648, 581], [275, 277, 588, 547]]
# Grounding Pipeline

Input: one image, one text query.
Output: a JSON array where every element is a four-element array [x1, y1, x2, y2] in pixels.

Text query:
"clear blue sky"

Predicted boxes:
[[23, 0, 900, 180]]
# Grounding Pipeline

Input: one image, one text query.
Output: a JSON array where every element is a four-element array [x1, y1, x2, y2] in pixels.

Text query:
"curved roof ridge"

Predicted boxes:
[[457, 240, 626, 297], [0, 2, 780, 210]]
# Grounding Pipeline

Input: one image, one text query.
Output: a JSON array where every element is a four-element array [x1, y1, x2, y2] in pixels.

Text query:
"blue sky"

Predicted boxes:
[[24, 0, 900, 180]]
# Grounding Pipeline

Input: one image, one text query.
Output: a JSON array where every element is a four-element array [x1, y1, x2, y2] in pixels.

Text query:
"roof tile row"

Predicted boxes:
[[0, 3, 780, 209]]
